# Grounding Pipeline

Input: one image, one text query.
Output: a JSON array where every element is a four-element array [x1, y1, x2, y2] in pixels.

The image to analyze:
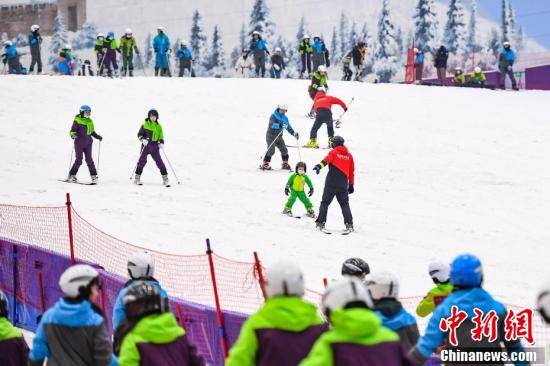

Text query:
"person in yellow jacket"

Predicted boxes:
[[120, 28, 139, 77], [467, 66, 487, 88], [283, 162, 315, 218], [416, 260, 453, 317]]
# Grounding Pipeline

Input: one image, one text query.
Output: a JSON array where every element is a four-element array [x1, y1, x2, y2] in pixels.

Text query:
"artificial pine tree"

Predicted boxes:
[[413, 0, 438, 53], [443, 0, 467, 54], [373, 0, 400, 82], [190, 9, 207, 73], [73, 22, 98, 50], [249, 0, 276, 40], [49, 13, 69, 67]]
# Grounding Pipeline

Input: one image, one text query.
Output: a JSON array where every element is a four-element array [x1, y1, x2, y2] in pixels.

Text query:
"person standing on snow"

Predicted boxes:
[[351, 41, 366, 81], [177, 40, 193, 77], [249, 31, 269, 77], [2, 41, 22, 74], [313, 136, 355, 233], [67, 105, 102, 184], [311, 36, 329, 72], [120, 29, 139, 77], [154, 27, 171, 77], [95, 33, 106, 76], [28, 24, 43, 74], [299, 34, 312, 78], [283, 162, 315, 218], [0, 290, 29, 365], [413, 48, 425, 83], [304, 87, 347, 149], [434, 45, 448, 86], [226, 261, 328, 366], [270, 47, 285, 79], [103, 31, 120, 77], [416, 260, 453, 318], [134, 109, 170, 186], [261, 104, 298, 171], [499, 41, 518, 90], [234, 48, 254, 78]]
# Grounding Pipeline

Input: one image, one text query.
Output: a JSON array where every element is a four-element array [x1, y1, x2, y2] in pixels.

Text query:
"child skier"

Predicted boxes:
[[283, 162, 315, 218], [261, 104, 298, 171], [0, 290, 29, 365], [134, 109, 170, 186], [67, 105, 102, 184], [305, 87, 347, 149], [416, 260, 453, 317]]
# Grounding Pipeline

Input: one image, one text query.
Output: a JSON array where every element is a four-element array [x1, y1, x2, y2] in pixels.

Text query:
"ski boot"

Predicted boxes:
[[91, 175, 98, 184], [67, 175, 77, 183], [343, 223, 354, 234], [282, 207, 293, 216], [328, 137, 334, 148], [316, 221, 326, 231], [261, 161, 272, 170], [129, 69, 134, 77], [304, 138, 319, 148], [305, 209, 316, 218], [134, 174, 142, 185], [162, 174, 170, 187], [281, 161, 292, 170]]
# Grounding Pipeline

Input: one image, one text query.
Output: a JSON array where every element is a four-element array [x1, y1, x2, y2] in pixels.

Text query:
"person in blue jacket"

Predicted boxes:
[[262, 103, 298, 170], [154, 26, 171, 77], [177, 40, 194, 77], [365, 271, 419, 351], [29, 264, 117, 366], [499, 41, 518, 90], [311, 36, 329, 72], [112, 251, 168, 332], [249, 31, 269, 78], [28, 24, 43, 73], [2, 41, 22, 74], [409, 254, 527, 365], [414, 48, 425, 82]]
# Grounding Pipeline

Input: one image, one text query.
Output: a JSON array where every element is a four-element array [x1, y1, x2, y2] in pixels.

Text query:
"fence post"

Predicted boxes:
[[35, 261, 46, 313], [175, 303, 187, 331], [65, 193, 75, 265], [253, 252, 267, 301], [11, 244, 17, 326], [206, 238, 229, 358]]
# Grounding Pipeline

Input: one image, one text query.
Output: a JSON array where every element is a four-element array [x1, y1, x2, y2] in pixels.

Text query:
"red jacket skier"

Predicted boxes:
[[305, 89, 347, 148]]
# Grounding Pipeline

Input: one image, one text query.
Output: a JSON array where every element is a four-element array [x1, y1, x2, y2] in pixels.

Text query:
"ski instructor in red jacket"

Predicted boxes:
[[313, 136, 355, 233], [304, 87, 347, 149]]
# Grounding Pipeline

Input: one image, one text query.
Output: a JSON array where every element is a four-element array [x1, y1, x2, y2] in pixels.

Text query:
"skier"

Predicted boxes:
[[2, 41, 22, 74], [312, 136, 355, 233], [467, 66, 487, 88], [499, 41, 518, 90], [226, 260, 328, 366], [154, 26, 171, 77], [434, 45, 448, 86], [416, 260, 453, 318], [283, 162, 315, 218], [341, 50, 353, 81], [120, 29, 139, 77], [413, 48, 424, 83], [409, 254, 527, 365], [0, 290, 29, 365], [56, 49, 72, 76], [249, 31, 269, 77], [103, 31, 120, 77], [304, 88, 347, 148], [298, 34, 312, 78], [78, 59, 94, 76], [306, 65, 329, 118], [177, 40, 193, 77], [341, 257, 370, 279], [301, 277, 413, 365], [29, 264, 117, 366], [234, 48, 254, 78], [67, 105, 102, 184], [351, 41, 366, 81], [538, 286, 550, 324], [28, 24, 43, 74], [261, 104, 298, 171], [452, 67, 465, 86], [365, 271, 420, 350], [311, 36, 329, 72], [134, 109, 170, 186], [95, 33, 106, 76], [270, 47, 285, 79], [112, 251, 168, 332]]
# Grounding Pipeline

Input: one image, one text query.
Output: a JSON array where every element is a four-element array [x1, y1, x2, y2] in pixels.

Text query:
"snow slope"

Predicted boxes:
[[0, 76, 549, 307]]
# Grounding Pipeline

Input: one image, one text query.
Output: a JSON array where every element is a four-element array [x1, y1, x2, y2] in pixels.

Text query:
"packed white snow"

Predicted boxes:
[[0, 75, 549, 308]]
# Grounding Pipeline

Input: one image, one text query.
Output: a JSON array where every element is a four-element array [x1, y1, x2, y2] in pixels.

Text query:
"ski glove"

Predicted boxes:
[[285, 185, 290, 196], [159, 143, 164, 150], [348, 184, 354, 194], [308, 188, 314, 197], [507, 65, 513, 71], [141, 139, 149, 146], [313, 164, 322, 174], [293, 132, 299, 139], [96, 135, 103, 141]]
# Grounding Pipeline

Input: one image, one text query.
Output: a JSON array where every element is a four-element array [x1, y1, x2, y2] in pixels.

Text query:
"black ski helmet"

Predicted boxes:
[[148, 109, 159, 119], [342, 258, 370, 277], [332, 136, 345, 147], [123, 281, 167, 320], [0, 290, 8, 317], [295, 161, 307, 172]]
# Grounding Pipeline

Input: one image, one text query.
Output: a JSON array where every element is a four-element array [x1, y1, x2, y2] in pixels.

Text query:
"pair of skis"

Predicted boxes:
[[282, 211, 354, 235]]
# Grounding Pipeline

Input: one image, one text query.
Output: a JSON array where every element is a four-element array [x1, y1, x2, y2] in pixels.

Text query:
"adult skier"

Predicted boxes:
[[341, 257, 370, 279], [134, 109, 170, 186], [120, 28, 139, 77], [234, 48, 254, 78], [434, 45, 448, 86], [413, 48, 424, 82], [341, 50, 353, 81], [104, 31, 120, 77], [28, 24, 43, 74], [311, 36, 329, 72], [351, 41, 366, 81], [95, 33, 106, 76], [283, 162, 315, 218], [306, 65, 329, 118], [154, 26, 171, 77], [0, 290, 29, 365], [261, 104, 298, 171], [499, 41, 518, 90], [2, 41, 22, 74], [67, 105, 102, 184], [304, 88, 347, 148], [226, 261, 328, 366], [249, 31, 269, 77], [177, 40, 193, 77], [298, 34, 312, 78], [416, 260, 453, 317], [270, 47, 285, 79], [312, 136, 355, 233]]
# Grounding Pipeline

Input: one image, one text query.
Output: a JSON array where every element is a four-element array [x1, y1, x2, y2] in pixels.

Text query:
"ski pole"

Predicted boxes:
[[259, 129, 285, 161], [129, 145, 145, 180], [68, 144, 74, 175], [96, 140, 101, 174], [335, 97, 355, 128], [161, 148, 180, 184], [97, 53, 106, 77], [296, 136, 303, 162]]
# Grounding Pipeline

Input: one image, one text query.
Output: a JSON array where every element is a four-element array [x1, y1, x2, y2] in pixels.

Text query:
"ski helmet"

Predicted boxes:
[[107, 31, 114, 38], [341, 258, 370, 277], [97, 33, 104, 39], [295, 161, 307, 173], [474, 66, 482, 73], [303, 34, 310, 40], [537, 287, 550, 324], [503, 41, 511, 48], [128, 251, 155, 279], [265, 260, 305, 298], [4, 40, 12, 46], [31, 24, 40, 32], [317, 65, 327, 73], [277, 103, 288, 111], [275, 47, 282, 53], [125, 28, 132, 35], [80, 105, 92, 115], [414, 48, 419, 53], [59, 264, 100, 299], [322, 277, 373, 316], [63, 44, 72, 50], [180, 40, 188, 46], [148, 109, 159, 119], [252, 31, 261, 36], [316, 86, 327, 93], [364, 271, 399, 300], [450, 254, 483, 287], [0, 290, 8, 318], [157, 26, 166, 32], [332, 136, 345, 147], [313, 35, 321, 41], [428, 260, 451, 283], [123, 281, 167, 320]]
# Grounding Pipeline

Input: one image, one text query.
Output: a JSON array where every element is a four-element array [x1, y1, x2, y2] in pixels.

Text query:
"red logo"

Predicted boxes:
[[439, 306, 468, 346], [505, 308, 534, 344], [471, 308, 498, 342]]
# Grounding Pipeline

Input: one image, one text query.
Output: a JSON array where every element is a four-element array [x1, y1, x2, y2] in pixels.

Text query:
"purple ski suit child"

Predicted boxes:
[[103, 32, 120, 77], [68, 105, 102, 183], [134, 109, 170, 186]]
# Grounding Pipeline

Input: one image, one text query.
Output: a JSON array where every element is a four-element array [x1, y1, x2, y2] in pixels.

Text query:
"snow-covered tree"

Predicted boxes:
[[516, 24, 524, 51], [13, 33, 28, 47], [413, 0, 438, 53], [443, 0, 467, 54], [349, 20, 358, 49], [360, 22, 375, 74], [143, 33, 153, 66], [230, 23, 248, 66], [296, 16, 308, 41], [1, 32, 8, 43], [73, 22, 97, 50], [190, 10, 207, 69], [49, 13, 69, 66], [330, 27, 339, 62], [206, 25, 226, 74], [373, 0, 400, 82], [501, 0, 511, 42], [395, 27, 404, 56], [338, 12, 349, 57], [249, 0, 276, 40], [487, 27, 501, 58], [508, 1, 516, 44], [466, 0, 482, 54]]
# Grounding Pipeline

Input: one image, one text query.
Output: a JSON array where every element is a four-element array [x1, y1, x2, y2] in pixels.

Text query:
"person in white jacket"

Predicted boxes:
[[234, 48, 254, 78]]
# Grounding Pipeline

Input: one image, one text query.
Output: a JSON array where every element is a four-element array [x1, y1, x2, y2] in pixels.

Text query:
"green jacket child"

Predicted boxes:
[[283, 162, 315, 217]]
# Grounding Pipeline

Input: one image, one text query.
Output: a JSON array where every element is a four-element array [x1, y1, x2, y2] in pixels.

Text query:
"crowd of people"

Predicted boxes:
[[1, 252, 549, 365]]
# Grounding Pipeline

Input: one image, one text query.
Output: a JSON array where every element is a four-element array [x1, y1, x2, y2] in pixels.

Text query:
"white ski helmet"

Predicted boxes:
[[277, 103, 288, 111], [537, 285, 550, 323], [317, 65, 327, 73], [317, 86, 327, 93], [364, 271, 399, 300], [59, 264, 99, 298], [64, 43, 72, 50], [4, 40, 12, 46], [303, 34, 310, 40], [322, 277, 373, 314], [157, 26, 166, 32], [127, 251, 155, 279], [414, 47, 419, 53], [97, 33, 104, 39], [428, 260, 451, 283], [180, 39, 188, 46], [125, 28, 133, 35], [252, 31, 261, 36], [474, 66, 482, 73], [275, 47, 282, 53], [503, 41, 511, 47], [265, 260, 304, 298], [31, 24, 40, 31]]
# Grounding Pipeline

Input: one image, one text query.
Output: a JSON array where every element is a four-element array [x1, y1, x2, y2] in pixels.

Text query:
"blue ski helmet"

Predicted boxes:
[[450, 254, 483, 287], [80, 105, 91, 113], [148, 109, 159, 119], [107, 31, 114, 38]]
